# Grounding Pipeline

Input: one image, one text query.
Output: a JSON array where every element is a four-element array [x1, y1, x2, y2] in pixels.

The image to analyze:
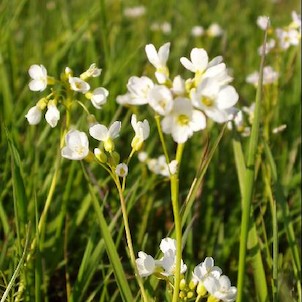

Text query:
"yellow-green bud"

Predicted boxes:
[[187, 291, 194, 299], [104, 138, 115, 153], [87, 114, 97, 127], [131, 137, 143, 151], [36, 98, 48, 110], [197, 283, 207, 296], [207, 295, 219, 302], [94, 148, 107, 163], [179, 291, 186, 299], [110, 151, 120, 166], [179, 279, 187, 290], [189, 280, 197, 290]]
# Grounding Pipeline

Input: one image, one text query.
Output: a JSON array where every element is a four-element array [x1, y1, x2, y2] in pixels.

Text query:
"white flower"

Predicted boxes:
[[160, 249, 187, 277], [276, 28, 300, 50], [126, 76, 154, 105], [205, 275, 237, 302], [161, 97, 206, 143], [256, 16, 270, 30], [145, 42, 170, 84], [123, 5, 146, 18], [242, 102, 255, 124], [191, 78, 239, 123], [191, 26, 205, 37], [290, 11, 301, 32], [136, 251, 156, 277], [69, 77, 90, 93], [116, 93, 133, 105], [207, 23, 223, 37], [28, 64, 48, 91], [81, 63, 102, 79], [258, 39, 276, 55], [148, 85, 173, 115], [192, 257, 222, 284], [89, 121, 121, 152], [61, 130, 89, 160], [131, 114, 150, 151], [90, 87, 109, 109], [148, 156, 178, 177], [25, 105, 42, 125], [160, 237, 177, 253], [138, 151, 148, 162], [115, 163, 128, 177], [171, 75, 186, 96], [161, 22, 172, 34], [45, 102, 60, 128], [180, 48, 209, 74], [246, 66, 279, 86]]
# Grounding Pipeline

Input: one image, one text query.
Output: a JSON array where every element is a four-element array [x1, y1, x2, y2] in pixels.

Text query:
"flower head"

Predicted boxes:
[[45, 102, 60, 128], [192, 257, 222, 284], [25, 105, 42, 125], [131, 114, 150, 151], [28, 64, 48, 91], [69, 77, 90, 93], [89, 87, 109, 109], [126, 76, 154, 105], [148, 85, 173, 115], [115, 163, 128, 177], [136, 251, 156, 277], [89, 121, 121, 153], [61, 130, 89, 160], [145, 42, 170, 84]]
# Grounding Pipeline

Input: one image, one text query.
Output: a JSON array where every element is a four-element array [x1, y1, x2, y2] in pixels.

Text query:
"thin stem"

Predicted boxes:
[[155, 115, 170, 164], [171, 143, 185, 302], [113, 176, 148, 302]]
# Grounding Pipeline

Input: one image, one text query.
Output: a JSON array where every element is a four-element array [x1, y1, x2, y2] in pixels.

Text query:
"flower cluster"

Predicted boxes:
[[136, 237, 237, 302], [25, 63, 108, 127], [256, 12, 301, 54], [117, 43, 239, 144]]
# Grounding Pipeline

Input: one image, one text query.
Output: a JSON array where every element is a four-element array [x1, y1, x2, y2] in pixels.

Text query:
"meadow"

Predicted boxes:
[[0, 0, 301, 301]]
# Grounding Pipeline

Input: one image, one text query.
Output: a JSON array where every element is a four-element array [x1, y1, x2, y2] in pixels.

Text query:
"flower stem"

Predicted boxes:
[[171, 143, 185, 302], [113, 176, 149, 302]]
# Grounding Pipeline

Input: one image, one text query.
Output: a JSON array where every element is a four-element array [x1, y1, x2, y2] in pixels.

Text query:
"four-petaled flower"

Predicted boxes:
[[61, 130, 89, 160], [28, 64, 48, 91]]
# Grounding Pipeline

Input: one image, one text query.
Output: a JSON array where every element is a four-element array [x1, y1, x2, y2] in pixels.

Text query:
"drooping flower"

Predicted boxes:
[[136, 251, 157, 277], [28, 64, 48, 91], [25, 105, 43, 125], [145, 42, 170, 84], [89, 121, 121, 153], [161, 97, 206, 143], [69, 77, 90, 93], [80, 63, 102, 79], [89, 87, 109, 109], [45, 101, 60, 128], [61, 130, 89, 160], [131, 114, 150, 151]]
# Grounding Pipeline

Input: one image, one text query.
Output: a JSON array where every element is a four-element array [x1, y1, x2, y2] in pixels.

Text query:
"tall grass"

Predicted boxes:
[[0, 0, 300, 301]]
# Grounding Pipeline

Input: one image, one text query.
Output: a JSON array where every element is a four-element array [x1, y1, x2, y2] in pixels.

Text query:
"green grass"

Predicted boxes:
[[0, 0, 301, 301]]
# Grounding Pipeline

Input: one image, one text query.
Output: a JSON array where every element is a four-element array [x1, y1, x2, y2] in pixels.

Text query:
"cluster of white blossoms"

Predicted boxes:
[[117, 43, 239, 144], [60, 114, 149, 176], [136, 237, 237, 302], [246, 65, 279, 87], [25, 63, 108, 127], [256, 12, 301, 54], [138, 152, 178, 177]]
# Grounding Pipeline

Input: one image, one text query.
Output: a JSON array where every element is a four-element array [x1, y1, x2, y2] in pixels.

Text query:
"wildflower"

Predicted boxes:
[[115, 163, 128, 177], [45, 101, 60, 128], [205, 275, 237, 302], [272, 124, 287, 134], [180, 48, 209, 74], [242, 102, 255, 124], [89, 121, 121, 153], [246, 66, 279, 86], [160, 249, 188, 276], [116, 93, 133, 105], [290, 11, 301, 32], [258, 38, 276, 55], [94, 148, 107, 163], [61, 130, 89, 160], [161, 22, 172, 34], [131, 114, 150, 151], [191, 78, 239, 123], [138, 151, 148, 162], [171, 75, 186, 96], [126, 76, 154, 105], [87, 87, 109, 109], [25, 105, 43, 125], [276, 28, 300, 49], [123, 5, 146, 18], [160, 237, 177, 253], [148, 85, 173, 115], [145, 42, 170, 84], [147, 155, 178, 176], [192, 257, 222, 284], [191, 26, 205, 37], [69, 77, 90, 93], [80, 63, 102, 79], [161, 97, 206, 143], [28, 64, 48, 91], [207, 23, 223, 37], [256, 16, 270, 30], [136, 251, 157, 277]]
